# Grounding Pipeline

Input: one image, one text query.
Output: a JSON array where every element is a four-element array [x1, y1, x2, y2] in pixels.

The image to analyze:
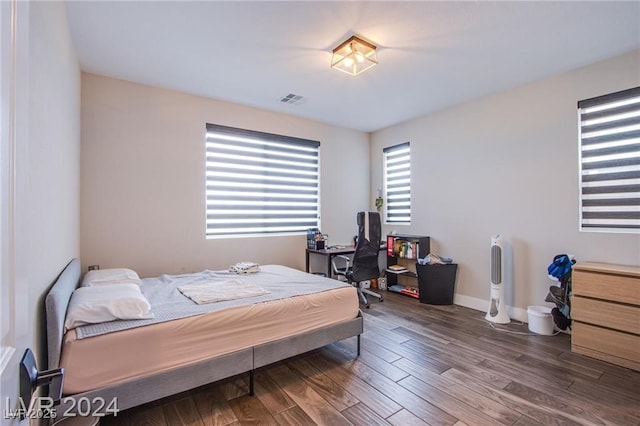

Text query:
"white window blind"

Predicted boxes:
[[578, 86, 640, 233], [384, 142, 411, 224], [205, 124, 320, 238]]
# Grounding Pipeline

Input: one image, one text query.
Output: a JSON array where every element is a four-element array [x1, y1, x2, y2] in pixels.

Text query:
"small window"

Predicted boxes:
[[578, 87, 640, 233], [205, 124, 320, 238], [383, 142, 411, 224]]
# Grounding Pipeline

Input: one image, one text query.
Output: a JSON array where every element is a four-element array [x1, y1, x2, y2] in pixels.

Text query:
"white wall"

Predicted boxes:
[[80, 74, 370, 277], [28, 1, 80, 361], [371, 50, 640, 320], [80, 48, 638, 318]]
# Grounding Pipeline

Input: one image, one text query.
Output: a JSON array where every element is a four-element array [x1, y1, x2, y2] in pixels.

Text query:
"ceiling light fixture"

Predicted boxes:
[[331, 35, 378, 76]]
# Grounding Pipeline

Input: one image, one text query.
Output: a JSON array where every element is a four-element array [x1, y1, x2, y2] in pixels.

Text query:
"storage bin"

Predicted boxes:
[[527, 305, 555, 335], [416, 263, 458, 305]]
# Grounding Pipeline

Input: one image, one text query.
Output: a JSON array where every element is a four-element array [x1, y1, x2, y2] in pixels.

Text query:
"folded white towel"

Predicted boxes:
[[229, 262, 260, 274], [178, 279, 269, 305]]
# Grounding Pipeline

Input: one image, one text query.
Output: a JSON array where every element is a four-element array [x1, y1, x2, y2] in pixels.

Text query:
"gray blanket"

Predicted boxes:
[[75, 265, 350, 339]]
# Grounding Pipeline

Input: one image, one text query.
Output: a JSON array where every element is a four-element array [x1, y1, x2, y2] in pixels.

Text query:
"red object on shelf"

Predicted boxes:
[[400, 287, 419, 298], [387, 236, 394, 256]]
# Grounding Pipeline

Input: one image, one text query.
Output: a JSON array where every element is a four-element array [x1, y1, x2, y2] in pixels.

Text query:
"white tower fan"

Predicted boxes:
[[485, 234, 510, 323]]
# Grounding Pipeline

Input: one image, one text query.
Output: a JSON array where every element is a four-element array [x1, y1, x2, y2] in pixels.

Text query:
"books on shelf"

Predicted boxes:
[[388, 264, 407, 271], [386, 265, 408, 274], [387, 284, 419, 298], [388, 237, 419, 260], [400, 287, 419, 298]]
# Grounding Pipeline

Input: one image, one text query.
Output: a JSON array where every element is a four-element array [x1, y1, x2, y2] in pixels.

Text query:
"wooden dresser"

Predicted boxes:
[[571, 262, 640, 371]]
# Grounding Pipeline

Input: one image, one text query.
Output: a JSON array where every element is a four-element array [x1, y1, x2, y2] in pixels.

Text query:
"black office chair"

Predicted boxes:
[[332, 211, 383, 308]]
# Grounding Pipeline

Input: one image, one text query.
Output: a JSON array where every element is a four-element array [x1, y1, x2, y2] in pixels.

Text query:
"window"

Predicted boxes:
[[383, 142, 411, 224], [578, 87, 640, 233], [205, 124, 320, 238]]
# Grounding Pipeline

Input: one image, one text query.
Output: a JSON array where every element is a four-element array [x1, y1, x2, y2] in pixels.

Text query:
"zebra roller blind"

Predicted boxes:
[[205, 124, 320, 238], [578, 87, 640, 233], [384, 142, 411, 224]]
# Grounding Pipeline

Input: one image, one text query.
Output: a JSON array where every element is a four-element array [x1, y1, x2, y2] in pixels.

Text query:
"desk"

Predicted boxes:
[[306, 244, 386, 278]]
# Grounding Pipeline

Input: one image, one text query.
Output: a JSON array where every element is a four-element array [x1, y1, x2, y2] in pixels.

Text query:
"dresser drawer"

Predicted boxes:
[[572, 296, 640, 334], [572, 269, 639, 305], [572, 322, 640, 371]]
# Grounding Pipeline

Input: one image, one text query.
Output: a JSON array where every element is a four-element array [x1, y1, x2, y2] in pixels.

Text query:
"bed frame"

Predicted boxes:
[[46, 259, 363, 414]]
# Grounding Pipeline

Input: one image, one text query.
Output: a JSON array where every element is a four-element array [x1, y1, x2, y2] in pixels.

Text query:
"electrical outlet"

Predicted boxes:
[[88, 265, 100, 271]]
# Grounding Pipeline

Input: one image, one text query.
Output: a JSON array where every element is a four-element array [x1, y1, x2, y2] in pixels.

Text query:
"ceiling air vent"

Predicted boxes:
[[279, 93, 306, 106]]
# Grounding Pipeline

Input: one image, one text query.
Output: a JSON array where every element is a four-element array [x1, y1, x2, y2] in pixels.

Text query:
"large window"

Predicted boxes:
[[578, 87, 640, 233], [205, 124, 320, 238], [383, 142, 411, 224]]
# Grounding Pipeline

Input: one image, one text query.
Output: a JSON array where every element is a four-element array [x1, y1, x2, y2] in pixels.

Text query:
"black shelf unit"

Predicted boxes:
[[385, 234, 430, 296]]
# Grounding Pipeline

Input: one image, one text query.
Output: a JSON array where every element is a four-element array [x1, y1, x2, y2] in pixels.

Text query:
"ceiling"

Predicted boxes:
[[65, 1, 640, 133]]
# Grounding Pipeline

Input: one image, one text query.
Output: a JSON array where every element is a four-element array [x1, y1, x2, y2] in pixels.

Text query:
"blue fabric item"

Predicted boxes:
[[419, 254, 454, 265], [547, 254, 574, 281]]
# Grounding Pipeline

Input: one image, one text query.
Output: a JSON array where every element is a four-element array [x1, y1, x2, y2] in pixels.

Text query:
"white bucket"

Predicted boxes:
[[527, 305, 555, 335]]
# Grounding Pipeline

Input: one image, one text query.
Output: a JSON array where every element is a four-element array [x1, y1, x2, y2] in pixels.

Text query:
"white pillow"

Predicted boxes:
[[64, 283, 154, 330], [82, 268, 142, 287]]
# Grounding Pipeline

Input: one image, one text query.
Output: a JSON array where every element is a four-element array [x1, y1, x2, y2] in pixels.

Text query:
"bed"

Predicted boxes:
[[46, 259, 363, 414]]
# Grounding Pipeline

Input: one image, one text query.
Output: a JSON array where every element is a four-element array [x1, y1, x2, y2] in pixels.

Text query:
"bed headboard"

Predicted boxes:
[[46, 258, 81, 369]]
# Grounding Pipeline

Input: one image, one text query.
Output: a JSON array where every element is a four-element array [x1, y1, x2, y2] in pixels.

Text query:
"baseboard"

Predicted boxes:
[[453, 294, 528, 323]]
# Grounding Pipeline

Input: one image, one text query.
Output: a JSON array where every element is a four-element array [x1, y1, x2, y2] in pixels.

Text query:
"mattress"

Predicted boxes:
[[60, 269, 358, 394]]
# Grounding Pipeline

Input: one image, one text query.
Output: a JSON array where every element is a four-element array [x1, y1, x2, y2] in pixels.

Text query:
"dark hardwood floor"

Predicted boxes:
[[100, 292, 639, 425]]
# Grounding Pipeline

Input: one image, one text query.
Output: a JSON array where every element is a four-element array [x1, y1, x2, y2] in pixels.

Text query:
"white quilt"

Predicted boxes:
[[178, 279, 269, 304]]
